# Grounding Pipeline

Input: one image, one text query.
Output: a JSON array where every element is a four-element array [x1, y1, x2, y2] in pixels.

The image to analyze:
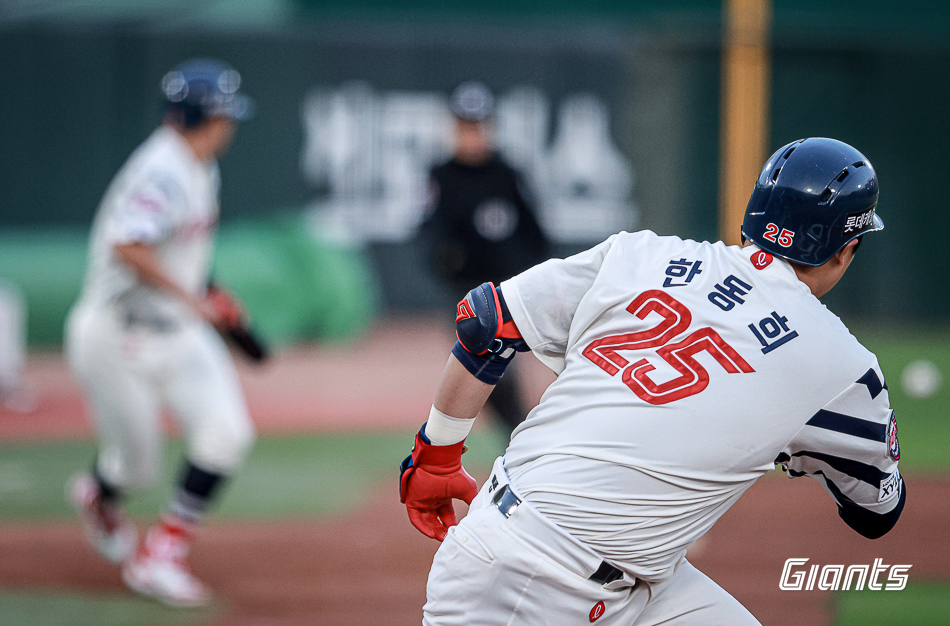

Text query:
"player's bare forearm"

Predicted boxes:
[[433, 355, 495, 420], [114, 243, 192, 302], [113, 242, 218, 325]]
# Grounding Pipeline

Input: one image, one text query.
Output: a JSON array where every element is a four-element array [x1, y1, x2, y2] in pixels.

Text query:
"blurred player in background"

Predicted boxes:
[[0, 279, 35, 413], [65, 59, 256, 608], [418, 81, 550, 435]]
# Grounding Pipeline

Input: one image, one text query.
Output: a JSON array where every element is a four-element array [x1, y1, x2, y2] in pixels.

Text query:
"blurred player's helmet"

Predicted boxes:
[[450, 81, 494, 122], [741, 137, 882, 266], [161, 59, 255, 128]]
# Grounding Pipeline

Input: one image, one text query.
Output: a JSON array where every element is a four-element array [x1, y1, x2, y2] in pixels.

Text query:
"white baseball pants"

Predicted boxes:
[[0, 279, 26, 392], [65, 302, 255, 490], [424, 456, 759, 626]]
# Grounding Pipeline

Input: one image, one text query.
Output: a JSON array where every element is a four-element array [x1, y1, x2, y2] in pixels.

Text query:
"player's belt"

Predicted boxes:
[[122, 310, 178, 333], [490, 484, 625, 586]]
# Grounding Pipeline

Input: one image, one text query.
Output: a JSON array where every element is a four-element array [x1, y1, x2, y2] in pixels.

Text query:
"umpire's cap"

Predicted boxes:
[[742, 138, 882, 266], [450, 81, 494, 122], [162, 59, 255, 128]]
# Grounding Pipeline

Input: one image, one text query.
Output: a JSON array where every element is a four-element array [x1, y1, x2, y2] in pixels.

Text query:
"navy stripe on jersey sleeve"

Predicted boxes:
[[856, 368, 887, 399], [790, 450, 889, 488], [805, 410, 887, 443]]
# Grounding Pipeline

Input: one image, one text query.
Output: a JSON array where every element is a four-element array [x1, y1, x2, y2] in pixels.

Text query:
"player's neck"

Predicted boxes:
[[167, 124, 217, 163], [791, 247, 855, 299], [453, 149, 494, 167], [740, 240, 852, 299], [180, 131, 218, 163], [792, 266, 833, 298]]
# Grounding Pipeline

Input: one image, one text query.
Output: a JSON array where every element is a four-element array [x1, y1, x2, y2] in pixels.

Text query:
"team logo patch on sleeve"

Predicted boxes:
[[751, 250, 773, 270], [887, 411, 900, 461]]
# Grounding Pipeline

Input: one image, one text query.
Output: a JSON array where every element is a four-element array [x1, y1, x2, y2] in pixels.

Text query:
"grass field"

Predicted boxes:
[[0, 589, 217, 626], [857, 327, 950, 474], [835, 582, 950, 626], [0, 428, 510, 522]]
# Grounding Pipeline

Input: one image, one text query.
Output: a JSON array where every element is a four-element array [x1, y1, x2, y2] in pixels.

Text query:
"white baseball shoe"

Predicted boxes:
[[122, 524, 212, 608], [67, 473, 137, 564]]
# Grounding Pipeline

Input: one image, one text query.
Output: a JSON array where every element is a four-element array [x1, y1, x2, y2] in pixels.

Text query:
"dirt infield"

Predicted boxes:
[[0, 475, 947, 625], [0, 318, 556, 441], [2, 320, 948, 625]]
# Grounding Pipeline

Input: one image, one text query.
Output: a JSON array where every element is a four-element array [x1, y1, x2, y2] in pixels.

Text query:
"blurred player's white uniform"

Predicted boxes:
[[67, 124, 253, 491], [0, 279, 33, 412], [424, 231, 903, 624], [66, 58, 255, 609]]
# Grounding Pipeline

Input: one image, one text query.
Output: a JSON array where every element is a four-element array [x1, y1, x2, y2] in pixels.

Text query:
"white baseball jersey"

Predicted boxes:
[[77, 125, 220, 326], [500, 230, 902, 583]]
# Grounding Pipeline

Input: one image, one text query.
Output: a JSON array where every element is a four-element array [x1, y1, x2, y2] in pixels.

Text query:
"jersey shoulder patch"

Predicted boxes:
[[887, 411, 900, 461]]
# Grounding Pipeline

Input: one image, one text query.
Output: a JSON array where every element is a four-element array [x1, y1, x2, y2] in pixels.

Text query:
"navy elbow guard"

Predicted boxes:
[[452, 282, 529, 385]]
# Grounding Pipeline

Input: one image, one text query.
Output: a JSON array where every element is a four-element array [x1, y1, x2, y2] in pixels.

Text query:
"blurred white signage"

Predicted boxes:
[[300, 82, 637, 243]]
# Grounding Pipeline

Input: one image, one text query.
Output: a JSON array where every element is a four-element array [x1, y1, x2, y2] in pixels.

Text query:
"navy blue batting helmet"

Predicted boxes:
[[161, 59, 254, 128], [741, 138, 882, 267]]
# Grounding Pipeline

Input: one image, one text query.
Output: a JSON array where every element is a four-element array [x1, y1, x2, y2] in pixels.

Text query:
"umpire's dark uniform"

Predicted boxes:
[[419, 82, 550, 434], [423, 156, 548, 290]]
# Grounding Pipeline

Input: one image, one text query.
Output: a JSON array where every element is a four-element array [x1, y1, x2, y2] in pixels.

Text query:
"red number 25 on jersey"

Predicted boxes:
[[582, 290, 754, 405]]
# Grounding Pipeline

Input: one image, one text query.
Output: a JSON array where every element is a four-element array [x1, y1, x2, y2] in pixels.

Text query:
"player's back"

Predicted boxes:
[[502, 230, 877, 581]]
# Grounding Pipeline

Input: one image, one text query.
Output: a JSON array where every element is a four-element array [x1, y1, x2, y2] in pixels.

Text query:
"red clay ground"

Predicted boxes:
[[0, 318, 557, 442], [2, 318, 948, 625]]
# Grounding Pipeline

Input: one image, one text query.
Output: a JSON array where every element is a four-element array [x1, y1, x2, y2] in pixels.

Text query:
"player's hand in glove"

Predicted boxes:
[[204, 284, 244, 330], [399, 426, 478, 541], [200, 282, 270, 363]]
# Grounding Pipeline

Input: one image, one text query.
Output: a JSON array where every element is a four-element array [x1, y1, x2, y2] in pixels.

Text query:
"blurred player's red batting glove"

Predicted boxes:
[[399, 427, 477, 541]]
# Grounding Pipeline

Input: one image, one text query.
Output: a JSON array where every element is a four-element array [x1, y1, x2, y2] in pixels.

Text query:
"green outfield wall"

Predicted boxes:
[[0, 217, 378, 346]]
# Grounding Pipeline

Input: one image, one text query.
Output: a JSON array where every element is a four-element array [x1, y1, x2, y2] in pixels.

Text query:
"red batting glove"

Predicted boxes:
[[399, 427, 478, 541]]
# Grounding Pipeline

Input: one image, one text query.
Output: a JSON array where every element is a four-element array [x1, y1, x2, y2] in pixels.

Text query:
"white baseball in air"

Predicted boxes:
[[901, 359, 942, 399]]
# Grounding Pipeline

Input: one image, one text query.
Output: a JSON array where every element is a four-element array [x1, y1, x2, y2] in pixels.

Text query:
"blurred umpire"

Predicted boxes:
[[419, 81, 550, 435]]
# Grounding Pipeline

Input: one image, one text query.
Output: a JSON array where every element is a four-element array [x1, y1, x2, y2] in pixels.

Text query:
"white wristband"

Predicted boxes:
[[424, 406, 475, 446]]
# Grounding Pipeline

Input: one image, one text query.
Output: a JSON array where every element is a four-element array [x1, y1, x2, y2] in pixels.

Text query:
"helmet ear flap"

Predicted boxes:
[[164, 102, 204, 128], [182, 102, 205, 128]]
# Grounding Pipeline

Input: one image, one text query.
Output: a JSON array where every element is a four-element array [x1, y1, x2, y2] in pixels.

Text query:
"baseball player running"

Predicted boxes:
[[66, 59, 256, 607], [400, 138, 905, 624]]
